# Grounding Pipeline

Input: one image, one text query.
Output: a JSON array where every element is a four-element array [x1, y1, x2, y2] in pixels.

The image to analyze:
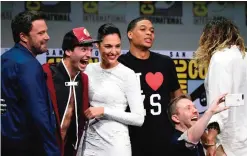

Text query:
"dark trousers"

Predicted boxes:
[[1, 136, 45, 156], [2, 148, 38, 156], [131, 141, 172, 156]]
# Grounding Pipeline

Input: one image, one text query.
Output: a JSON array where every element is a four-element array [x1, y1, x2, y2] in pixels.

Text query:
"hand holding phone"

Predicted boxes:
[[224, 94, 244, 107]]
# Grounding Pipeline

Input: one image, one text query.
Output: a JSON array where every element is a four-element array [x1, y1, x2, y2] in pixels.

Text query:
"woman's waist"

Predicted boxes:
[[88, 119, 129, 134], [90, 102, 127, 110], [85, 119, 130, 144]]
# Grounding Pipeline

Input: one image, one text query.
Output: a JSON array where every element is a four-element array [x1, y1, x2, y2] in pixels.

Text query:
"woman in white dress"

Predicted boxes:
[[194, 16, 247, 156], [81, 23, 145, 156]]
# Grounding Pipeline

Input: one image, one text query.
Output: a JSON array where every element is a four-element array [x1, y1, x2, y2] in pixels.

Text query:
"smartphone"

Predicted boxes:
[[225, 93, 244, 107]]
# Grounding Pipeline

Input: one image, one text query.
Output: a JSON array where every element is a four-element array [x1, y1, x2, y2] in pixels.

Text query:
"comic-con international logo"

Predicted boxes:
[[174, 58, 208, 112], [46, 49, 99, 64], [163, 51, 208, 113], [193, 2, 234, 25], [139, 1, 183, 24], [25, 2, 71, 21], [82, 2, 126, 23]]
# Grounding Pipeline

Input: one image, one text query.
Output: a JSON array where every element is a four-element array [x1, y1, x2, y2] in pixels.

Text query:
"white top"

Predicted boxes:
[[80, 62, 145, 156], [205, 46, 247, 156]]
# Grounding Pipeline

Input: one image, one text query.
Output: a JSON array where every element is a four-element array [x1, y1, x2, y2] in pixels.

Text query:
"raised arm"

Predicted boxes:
[[185, 94, 228, 144]]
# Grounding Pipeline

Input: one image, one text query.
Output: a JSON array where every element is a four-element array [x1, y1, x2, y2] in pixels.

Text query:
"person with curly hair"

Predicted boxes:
[[194, 16, 247, 156]]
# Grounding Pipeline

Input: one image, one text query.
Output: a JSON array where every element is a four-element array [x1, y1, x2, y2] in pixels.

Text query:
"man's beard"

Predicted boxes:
[[31, 44, 47, 56]]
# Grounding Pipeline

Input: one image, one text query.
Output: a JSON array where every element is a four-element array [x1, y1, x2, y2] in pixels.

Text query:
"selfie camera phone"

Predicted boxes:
[[225, 93, 244, 107]]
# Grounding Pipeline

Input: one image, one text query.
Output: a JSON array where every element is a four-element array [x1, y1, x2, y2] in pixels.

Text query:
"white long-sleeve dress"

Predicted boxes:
[[205, 46, 247, 156], [80, 62, 145, 156]]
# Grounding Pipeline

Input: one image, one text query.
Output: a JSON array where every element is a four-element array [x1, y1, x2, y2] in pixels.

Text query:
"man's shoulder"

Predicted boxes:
[[2, 50, 41, 73], [170, 130, 190, 154], [149, 51, 175, 70], [119, 51, 172, 60], [211, 46, 244, 65], [2, 47, 38, 66], [150, 51, 173, 61], [118, 52, 130, 61], [171, 129, 183, 144], [81, 71, 88, 78], [2, 47, 20, 61]]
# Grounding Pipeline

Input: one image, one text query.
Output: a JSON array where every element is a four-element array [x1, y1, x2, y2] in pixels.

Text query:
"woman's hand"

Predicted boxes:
[[84, 107, 104, 119]]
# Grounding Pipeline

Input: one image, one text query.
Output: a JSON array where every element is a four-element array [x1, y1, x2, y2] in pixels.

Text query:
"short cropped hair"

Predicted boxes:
[[11, 11, 46, 43], [126, 16, 152, 40], [167, 94, 191, 126]]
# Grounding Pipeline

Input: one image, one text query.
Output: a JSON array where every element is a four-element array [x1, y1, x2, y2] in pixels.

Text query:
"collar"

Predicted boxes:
[[174, 128, 183, 135], [127, 50, 153, 61], [57, 59, 80, 81], [14, 43, 36, 58]]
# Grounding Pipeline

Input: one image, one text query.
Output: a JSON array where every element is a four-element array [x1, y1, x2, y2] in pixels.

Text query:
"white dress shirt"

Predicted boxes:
[[205, 46, 247, 156]]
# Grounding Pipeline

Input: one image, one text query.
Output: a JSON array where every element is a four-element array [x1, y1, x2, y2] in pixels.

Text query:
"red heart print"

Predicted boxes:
[[145, 72, 164, 91]]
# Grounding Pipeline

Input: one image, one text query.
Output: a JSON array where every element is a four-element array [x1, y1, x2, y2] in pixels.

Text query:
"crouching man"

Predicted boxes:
[[168, 94, 229, 156]]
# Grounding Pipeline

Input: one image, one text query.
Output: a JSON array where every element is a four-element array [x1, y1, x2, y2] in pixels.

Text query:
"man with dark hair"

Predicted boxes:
[[42, 27, 100, 156], [168, 94, 228, 156], [118, 16, 184, 156], [1, 11, 60, 156]]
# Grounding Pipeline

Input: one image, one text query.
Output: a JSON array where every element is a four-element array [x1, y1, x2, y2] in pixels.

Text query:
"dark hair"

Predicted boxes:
[[127, 16, 152, 33], [62, 31, 93, 58], [167, 94, 191, 127], [97, 23, 121, 42], [11, 11, 46, 43]]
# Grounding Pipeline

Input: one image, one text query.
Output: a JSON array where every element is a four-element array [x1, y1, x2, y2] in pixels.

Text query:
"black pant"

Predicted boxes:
[[2, 148, 38, 156], [131, 142, 172, 156], [2, 137, 45, 156]]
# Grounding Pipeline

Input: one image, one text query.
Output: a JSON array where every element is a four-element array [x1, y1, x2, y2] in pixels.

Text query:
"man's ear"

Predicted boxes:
[[20, 32, 28, 43], [127, 31, 133, 40], [171, 114, 180, 124], [65, 50, 72, 57]]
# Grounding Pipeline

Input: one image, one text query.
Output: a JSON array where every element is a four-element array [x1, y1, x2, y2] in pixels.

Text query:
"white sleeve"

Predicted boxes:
[[207, 60, 231, 131], [104, 70, 145, 127]]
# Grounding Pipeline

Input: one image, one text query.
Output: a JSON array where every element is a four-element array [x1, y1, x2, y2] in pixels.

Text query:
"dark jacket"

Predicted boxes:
[[1, 43, 60, 156], [42, 61, 89, 156]]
